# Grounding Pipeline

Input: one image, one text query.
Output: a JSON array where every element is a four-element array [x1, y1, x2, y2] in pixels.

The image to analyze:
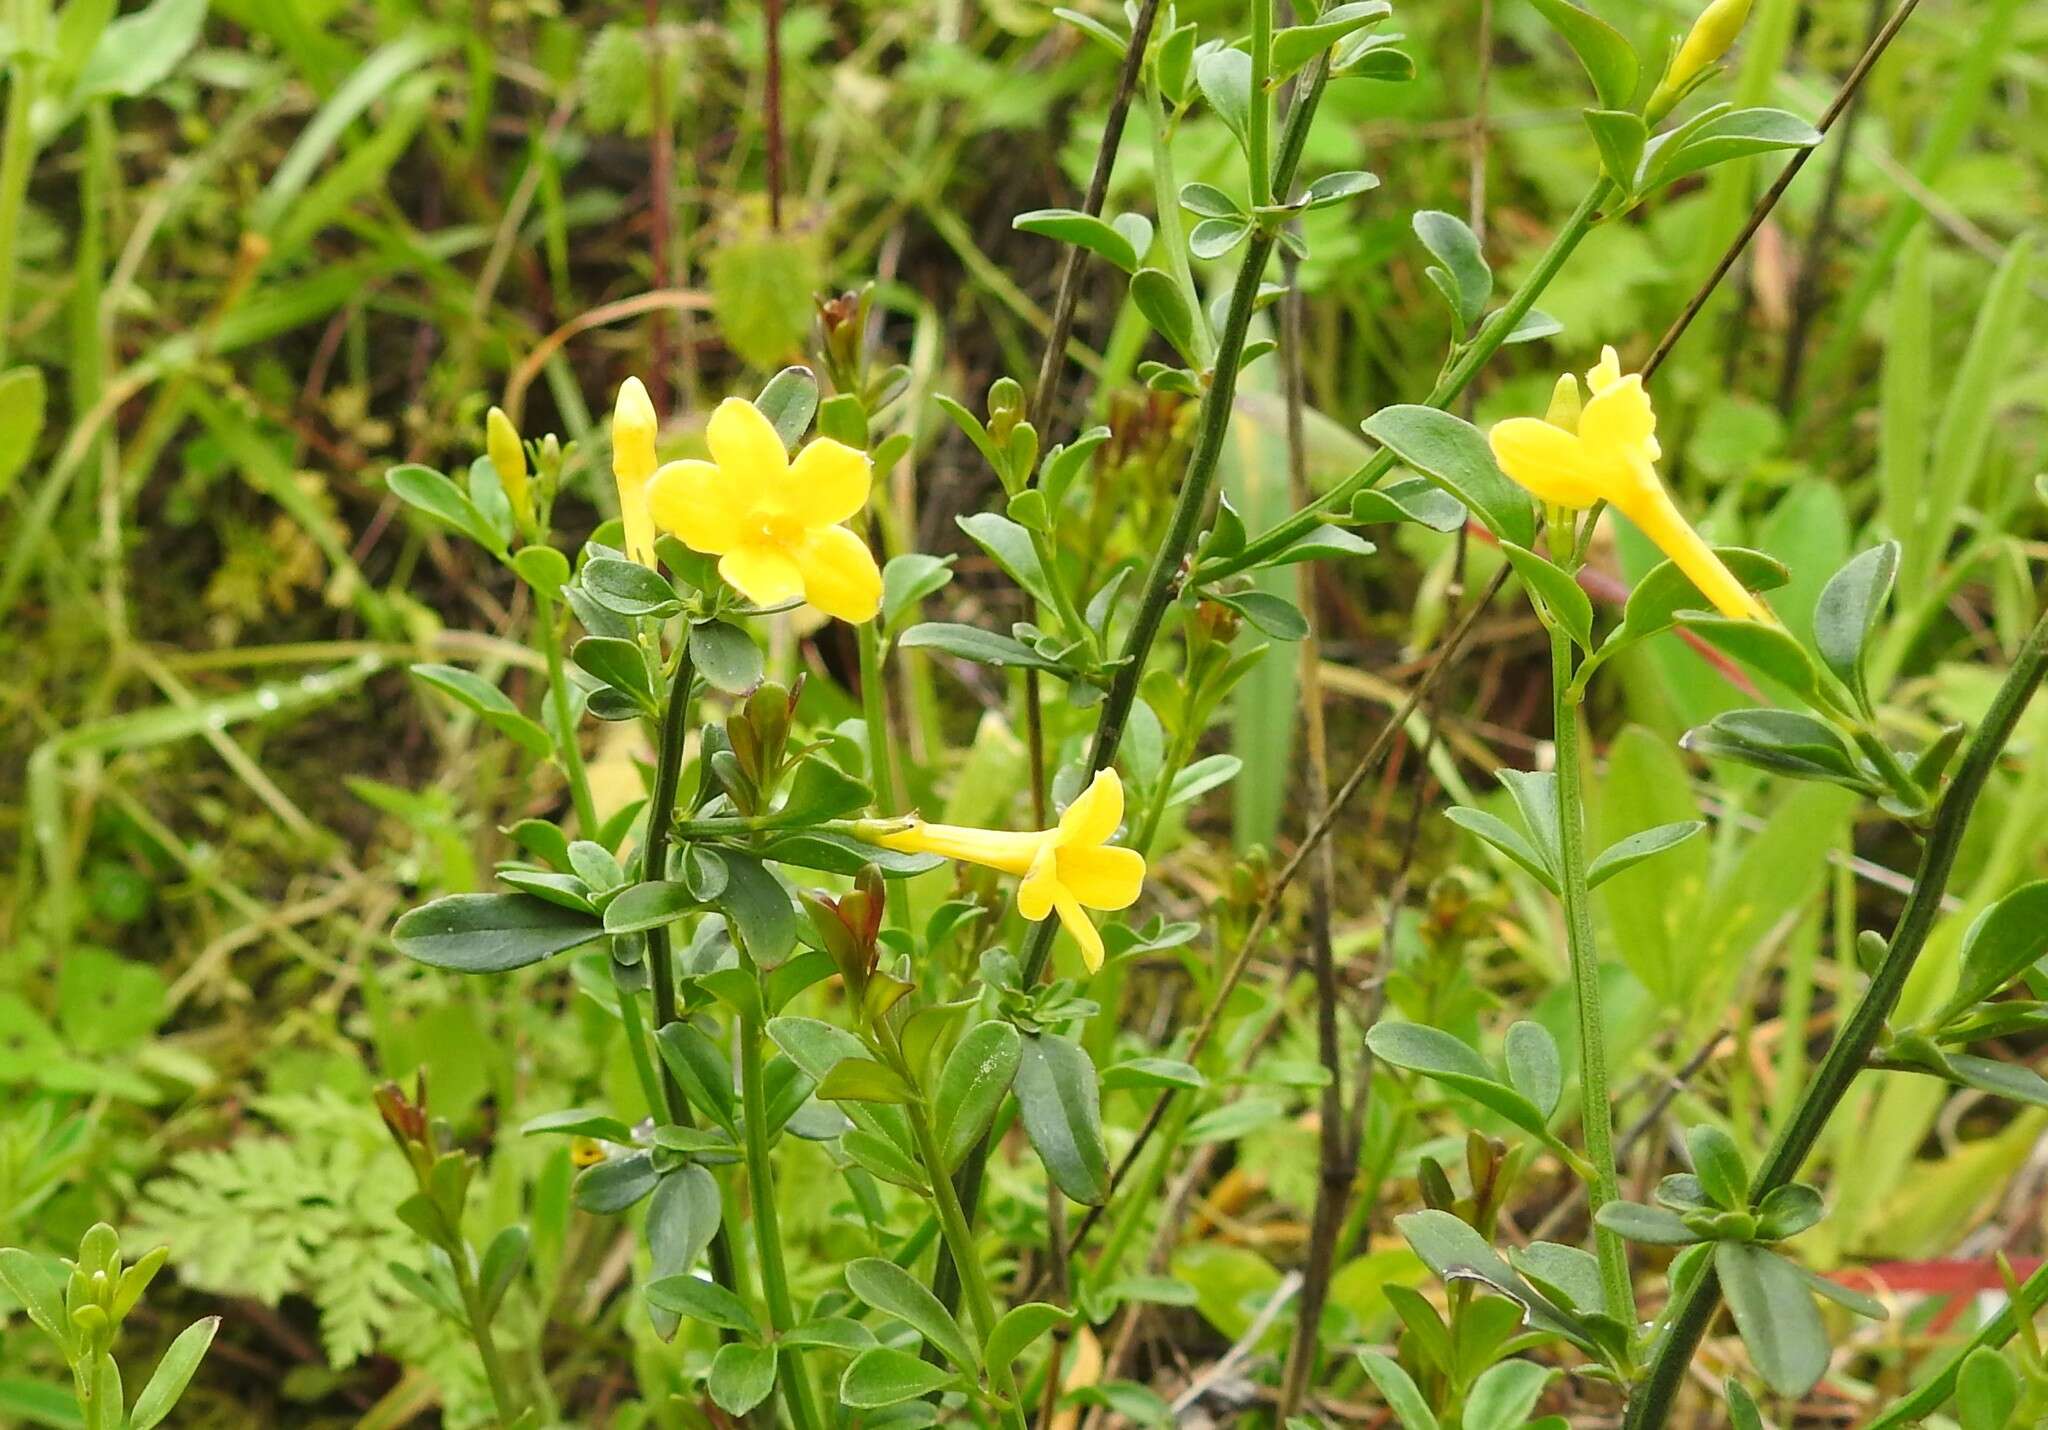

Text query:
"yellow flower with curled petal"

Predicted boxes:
[[873, 769, 1146, 972], [612, 378, 661, 567], [1488, 347, 1766, 621], [645, 397, 882, 623]]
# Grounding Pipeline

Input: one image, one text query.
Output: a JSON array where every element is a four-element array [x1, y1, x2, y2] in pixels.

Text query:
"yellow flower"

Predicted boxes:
[[486, 405, 531, 531], [1488, 346, 1766, 621], [874, 769, 1146, 972], [612, 378, 661, 567], [645, 397, 882, 623]]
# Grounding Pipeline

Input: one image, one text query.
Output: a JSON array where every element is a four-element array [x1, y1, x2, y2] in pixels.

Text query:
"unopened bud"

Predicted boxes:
[[1543, 373, 1582, 433], [486, 406, 532, 529], [1648, 0, 1753, 121]]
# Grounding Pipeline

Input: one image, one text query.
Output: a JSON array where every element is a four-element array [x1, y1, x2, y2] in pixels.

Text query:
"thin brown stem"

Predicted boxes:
[[1642, 0, 1926, 380], [764, 0, 786, 231]]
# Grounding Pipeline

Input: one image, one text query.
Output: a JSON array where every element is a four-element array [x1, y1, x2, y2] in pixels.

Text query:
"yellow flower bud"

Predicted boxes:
[[1649, 0, 1753, 120], [611, 377, 660, 567], [485, 406, 531, 529], [1544, 373, 1583, 434]]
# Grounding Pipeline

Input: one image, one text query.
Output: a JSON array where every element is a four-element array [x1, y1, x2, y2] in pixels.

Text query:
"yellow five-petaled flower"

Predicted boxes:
[[1488, 347, 1766, 622], [874, 768, 1146, 972], [647, 396, 882, 624]]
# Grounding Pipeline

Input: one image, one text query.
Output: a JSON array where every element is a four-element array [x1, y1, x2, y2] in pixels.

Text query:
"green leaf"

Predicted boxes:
[[778, 758, 872, 824], [1412, 210, 1491, 330], [76, 0, 205, 99], [1755, 1184, 1824, 1241], [1130, 267, 1200, 366], [846, 1258, 978, 1372], [1179, 183, 1242, 219], [1586, 821, 1704, 889], [646, 1273, 762, 1336], [573, 1150, 659, 1212], [1195, 46, 1252, 153], [409, 664, 552, 759], [840, 1129, 929, 1191], [1270, 0, 1391, 76], [1583, 109, 1647, 192], [898, 622, 1068, 672], [1366, 1023, 1555, 1143], [1678, 614, 1820, 699], [1054, 6, 1125, 55], [1684, 709, 1866, 788], [1014, 1034, 1110, 1204], [602, 881, 699, 935], [756, 365, 819, 449], [1215, 589, 1308, 641], [1396, 1210, 1594, 1348], [572, 636, 655, 705], [985, 1302, 1071, 1375], [1687, 1125, 1750, 1209], [1189, 217, 1252, 261], [581, 557, 680, 617], [1445, 807, 1558, 892], [1594, 1200, 1700, 1245], [934, 1021, 1022, 1171], [1946, 1054, 2048, 1110], [1725, 1378, 1766, 1430], [1811, 542, 1897, 713], [708, 1343, 779, 1417], [1526, 0, 1638, 109], [1956, 1346, 2022, 1430], [1360, 406, 1533, 548], [1499, 542, 1592, 648], [1715, 1242, 1831, 1398], [1647, 107, 1822, 188], [393, 893, 602, 973], [1100, 1057, 1204, 1092], [0, 366, 47, 501], [0, 1249, 70, 1351], [1349, 476, 1467, 532], [882, 553, 955, 632], [689, 621, 763, 694], [656, 1022, 739, 1132], [817, 1057, 916, 1104], [1014, 209, 1140, 274], [1301, 169, 1380, 208], [840, 1348, 959, 1408], [1356, 1351, 1440, 1430], [1946, 882, 2048, 1016], [386, 464, 505, 553], [1463, 1360, 1555, 1430], [1503, 1022, 1562, 1118], [711, 854, 797, 967], [521, 1107, 636, 1142], [1264, 523, 1376, 565], [957, 512, 1056, 610]]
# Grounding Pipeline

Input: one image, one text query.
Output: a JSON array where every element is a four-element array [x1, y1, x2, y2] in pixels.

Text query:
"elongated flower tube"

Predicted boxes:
[[873, 769, 1146, 971], [1488, 347, 1767, 621], [1648, 0, 1754, 121], [645, 397, 882, 623], [612, 378, 661, 567]]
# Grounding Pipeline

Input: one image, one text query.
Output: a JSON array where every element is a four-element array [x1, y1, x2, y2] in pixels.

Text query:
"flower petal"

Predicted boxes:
[[1017, 844, 1060, 921], [1587, 346, 1623, 393], [785, 438, 872, 525], [1051, 887, 1106, 972], [1580, 373, 1661, 468], [1056, 768, 1125, 847], [1616, 483, 1767, 621], [1055, 845, 1145, 911], [647, 459, 747, 554], [1488, 418, 1606, 509], [796, 524, 882, 624], [719, 543, 805, 607], [706, 397, 788, 481]]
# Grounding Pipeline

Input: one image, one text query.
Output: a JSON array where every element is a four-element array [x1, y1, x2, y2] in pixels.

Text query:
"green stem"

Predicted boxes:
[[1198, 179, 1613, 583], [1625, 603, 2048, 1429], [739, 1007, 827, 1430], [880, 1027, 1028, 1430], [1247, 0, 1273, 208], [931, 57, 1337, 1323], [640, 646, 745, 1306], [452, 1244, 524, 1425], [1550, 623, 1634, 1327], [0, 0, 49, 367], [858, 620, 902, 814], [1146, 86, 1214, 368], [536, 590, 600, 837]]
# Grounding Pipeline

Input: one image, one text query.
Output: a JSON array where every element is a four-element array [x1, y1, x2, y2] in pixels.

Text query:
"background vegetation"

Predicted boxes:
[[0, 0, 2043, 1424]]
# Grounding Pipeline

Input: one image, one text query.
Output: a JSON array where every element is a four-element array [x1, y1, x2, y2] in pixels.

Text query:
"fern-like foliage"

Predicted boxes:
[[127, 1092, 491, 1421]]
